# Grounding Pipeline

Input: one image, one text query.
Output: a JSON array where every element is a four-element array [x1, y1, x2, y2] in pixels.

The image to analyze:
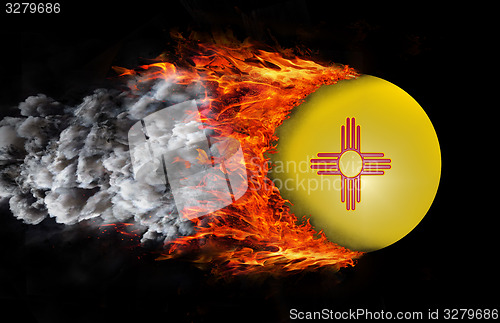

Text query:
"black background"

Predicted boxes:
[[0, 1, 495, 322]]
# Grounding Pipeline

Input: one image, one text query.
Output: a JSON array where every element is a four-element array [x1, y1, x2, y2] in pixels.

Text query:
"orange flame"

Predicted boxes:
[[116, 32, 363, 277]]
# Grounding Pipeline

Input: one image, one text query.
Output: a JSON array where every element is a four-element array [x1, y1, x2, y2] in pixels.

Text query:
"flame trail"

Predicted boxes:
[[129, 33, 363, 275]]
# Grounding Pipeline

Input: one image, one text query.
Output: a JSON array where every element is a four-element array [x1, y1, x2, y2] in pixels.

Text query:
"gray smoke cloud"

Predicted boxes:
[[0, 77, 205, 244]]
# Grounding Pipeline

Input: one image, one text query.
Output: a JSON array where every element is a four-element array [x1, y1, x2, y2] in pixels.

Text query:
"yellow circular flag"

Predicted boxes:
[[272, 75, 441, 252]]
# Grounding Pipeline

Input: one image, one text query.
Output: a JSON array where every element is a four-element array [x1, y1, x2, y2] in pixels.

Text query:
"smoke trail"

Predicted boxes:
[[0, 77, 204, 244]]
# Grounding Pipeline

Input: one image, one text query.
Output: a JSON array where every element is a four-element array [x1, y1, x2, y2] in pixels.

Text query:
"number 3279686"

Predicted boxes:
[[5, 3, 60, 14]]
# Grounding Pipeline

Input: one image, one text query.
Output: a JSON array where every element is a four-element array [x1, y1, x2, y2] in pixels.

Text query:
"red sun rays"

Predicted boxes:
[[310, 117, 391, 211]]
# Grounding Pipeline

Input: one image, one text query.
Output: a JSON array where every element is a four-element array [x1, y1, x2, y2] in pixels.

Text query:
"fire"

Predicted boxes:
[[115, 32, 363, 276], [98, 223, 141, 242]]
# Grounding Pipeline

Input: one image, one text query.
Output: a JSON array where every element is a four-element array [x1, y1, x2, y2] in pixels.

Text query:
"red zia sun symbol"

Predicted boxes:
[[310, 117, 391, 211]]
